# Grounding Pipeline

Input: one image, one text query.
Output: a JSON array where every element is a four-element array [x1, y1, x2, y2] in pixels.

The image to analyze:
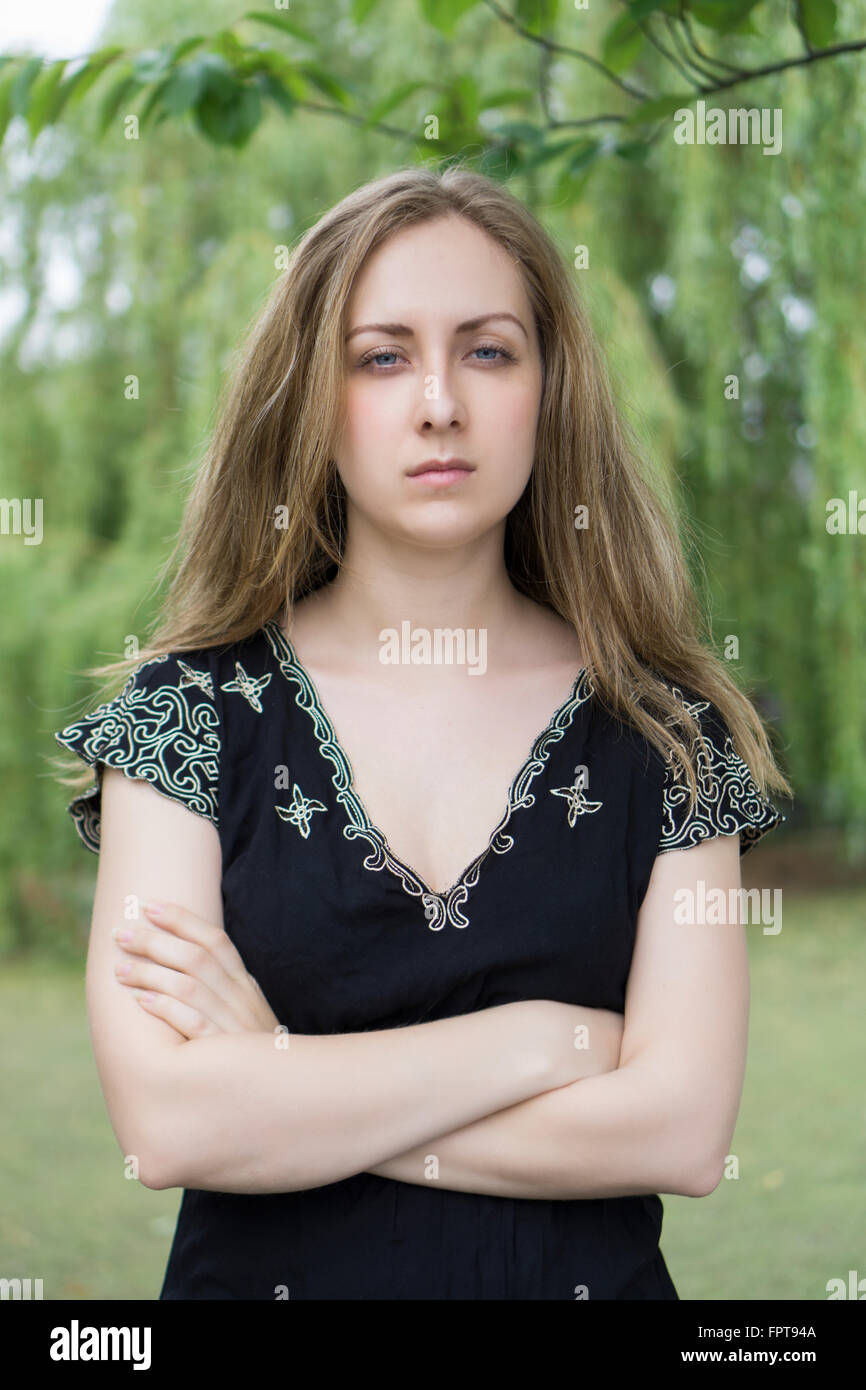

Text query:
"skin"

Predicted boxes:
[[101, 213, 748, 1202]]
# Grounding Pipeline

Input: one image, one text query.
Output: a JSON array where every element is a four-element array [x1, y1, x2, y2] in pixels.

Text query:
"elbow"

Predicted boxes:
[[679, 1144, 725, 1198], [139, 1154, 183, 1191], [125, 1134, 184, 1191], [117, 1114, 187, 1192]]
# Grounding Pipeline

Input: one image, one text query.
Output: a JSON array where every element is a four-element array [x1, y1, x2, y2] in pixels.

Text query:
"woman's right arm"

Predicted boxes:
[[88, 769, 615, 1195]]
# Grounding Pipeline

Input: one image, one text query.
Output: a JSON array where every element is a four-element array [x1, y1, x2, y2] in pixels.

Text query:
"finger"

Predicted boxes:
[[114, 928, 263, 1030], [134, 989, 218, 1040], [117, 959, 246, 1034], [113, 923, 248, 1018], [141, 901, 250, 985]]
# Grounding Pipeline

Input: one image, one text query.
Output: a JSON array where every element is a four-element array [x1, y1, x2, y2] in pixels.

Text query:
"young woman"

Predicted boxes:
[[54, 164, 790, 1301]]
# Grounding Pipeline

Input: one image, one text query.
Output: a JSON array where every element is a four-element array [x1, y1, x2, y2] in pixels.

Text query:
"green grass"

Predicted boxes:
[[660, 888, 866, 1300], [1, 889, 863, 1300]]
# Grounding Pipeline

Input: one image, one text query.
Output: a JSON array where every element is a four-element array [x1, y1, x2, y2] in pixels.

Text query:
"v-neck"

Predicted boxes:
[[261, 618, 594, 928]]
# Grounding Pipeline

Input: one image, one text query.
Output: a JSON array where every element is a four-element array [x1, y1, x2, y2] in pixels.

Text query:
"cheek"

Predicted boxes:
[[342, 383, 403, 450], [486, 381, 541, 443]]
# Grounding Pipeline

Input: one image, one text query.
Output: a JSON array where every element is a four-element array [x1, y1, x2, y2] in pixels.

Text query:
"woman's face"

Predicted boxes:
[[335, 213, 544, 549]]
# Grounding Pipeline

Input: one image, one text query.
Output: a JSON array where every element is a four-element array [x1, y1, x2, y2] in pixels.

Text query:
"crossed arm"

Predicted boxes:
[[93, 771, 748, 1201], [367, 833, 747, 1201]]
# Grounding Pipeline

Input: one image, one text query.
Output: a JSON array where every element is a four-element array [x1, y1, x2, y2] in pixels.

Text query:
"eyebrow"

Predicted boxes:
[[344, 312, 529, 343]]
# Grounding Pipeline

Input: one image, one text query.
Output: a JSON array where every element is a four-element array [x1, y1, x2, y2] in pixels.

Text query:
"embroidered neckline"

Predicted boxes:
[[261, 619, 594, 928]]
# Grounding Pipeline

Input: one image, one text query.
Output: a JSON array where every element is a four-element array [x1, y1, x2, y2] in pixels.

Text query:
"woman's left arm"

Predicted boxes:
[[369, 832, 749, 1200], [117, 833, 747, 1200]]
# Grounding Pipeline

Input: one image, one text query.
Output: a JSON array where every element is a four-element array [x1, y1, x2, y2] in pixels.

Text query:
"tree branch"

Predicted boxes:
[[626, 7, 705, 91], [481, 0, 649, 101], [678, 3, 744, 76], [664, 13, 724, 86], [695, 38, 866, 97]]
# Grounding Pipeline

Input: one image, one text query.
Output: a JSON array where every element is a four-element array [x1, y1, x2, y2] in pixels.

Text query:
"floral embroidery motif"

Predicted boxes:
[[54, 654, 220, 854], [658, 685, 784, 855], [177, 660, 215, 699], [221, 662, 272, 713], [550, 769, 603, 827], [275, 784, 328, 839], [262, 620, 595, 931]]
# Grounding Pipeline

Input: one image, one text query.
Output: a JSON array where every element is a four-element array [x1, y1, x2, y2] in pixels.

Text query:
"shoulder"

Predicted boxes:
[[54, 629, 271, 854], [654, 682, 786, 858]]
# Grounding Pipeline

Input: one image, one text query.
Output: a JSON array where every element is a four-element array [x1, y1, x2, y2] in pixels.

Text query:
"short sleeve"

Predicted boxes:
[[54, 652, 220, 854], [657, 689, 786, 858]]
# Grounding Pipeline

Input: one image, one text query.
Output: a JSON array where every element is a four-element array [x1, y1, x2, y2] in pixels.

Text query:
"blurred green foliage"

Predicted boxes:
[[1, 0, 864, 955]]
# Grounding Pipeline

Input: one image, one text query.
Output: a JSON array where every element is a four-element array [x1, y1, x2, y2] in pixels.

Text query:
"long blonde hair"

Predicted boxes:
[[54, 162, 792, 810]]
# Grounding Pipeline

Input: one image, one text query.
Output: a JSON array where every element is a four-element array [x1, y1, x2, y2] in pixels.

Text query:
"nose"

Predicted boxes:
[[413, 358, 467, 432]]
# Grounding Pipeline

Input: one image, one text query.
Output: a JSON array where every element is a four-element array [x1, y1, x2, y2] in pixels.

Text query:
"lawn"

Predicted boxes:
[[1, 888, 863, 1300]]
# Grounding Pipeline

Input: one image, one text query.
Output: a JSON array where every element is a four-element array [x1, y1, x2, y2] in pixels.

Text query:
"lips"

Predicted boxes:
[[406, 458, 475, 477]]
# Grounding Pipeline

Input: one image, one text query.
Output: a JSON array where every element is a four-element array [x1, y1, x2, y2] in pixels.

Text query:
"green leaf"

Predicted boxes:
[[25, 59, 68, 138], [602, 14, 645, 74], [243, 11, 317, 44], [690, 0, 762, 35], [194, 79, 262, 147], [624, 0, 678, 19], [514, 0, 559, 32], [554, 155, 599, 204], [160, 60, 209, 115], [512, 134, 580, 171], [295, 63, 354, 106], [252, 69, 297, 116], [169, 36, 207, 63], [133, 75, 169, 132], [479, 142, 520, 182], [96, 69, 142, 135], [625, 91, 694, 125], [488, 119, 545, 144], [0, 61, 24, 145], [9, 57, 46, 118], [131, 48, 173, 83], [417, 0, 479, 38], [59, 48, 127, 110], [253, 48, 308, 100], [614, 137, 651, 163], [363, 81, 428, 127], [196, 52, 237, 102], [796, 0, 837, 48], [563, 137, 602, 174]]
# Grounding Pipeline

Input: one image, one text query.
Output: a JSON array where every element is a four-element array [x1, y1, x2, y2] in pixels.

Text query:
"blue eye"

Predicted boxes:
[[357, 342, 516, 371]]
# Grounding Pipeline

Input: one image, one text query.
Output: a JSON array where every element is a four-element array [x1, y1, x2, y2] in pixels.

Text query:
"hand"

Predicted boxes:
[[112, 901, 280, 1040]]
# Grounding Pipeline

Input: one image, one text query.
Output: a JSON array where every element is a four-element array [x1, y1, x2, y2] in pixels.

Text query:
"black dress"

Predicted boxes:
[[54, 619, 785, 1300]]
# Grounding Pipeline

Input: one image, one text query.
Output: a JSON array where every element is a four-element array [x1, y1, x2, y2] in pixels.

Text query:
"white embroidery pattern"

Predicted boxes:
[[550, 770, 603, 827], [55, 655, 219, 853], [221, 662, 272, 713], [658, 686, 784, 855], [275, 784, 328, 839], [178, 660, 215, 698], [262, 620, 595, 930]]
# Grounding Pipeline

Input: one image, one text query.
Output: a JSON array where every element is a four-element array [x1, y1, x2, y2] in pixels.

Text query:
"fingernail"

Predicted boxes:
[[136, 992, 156, 1004], [112, 927, 132, 942], [143, 901, 165, 916]]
